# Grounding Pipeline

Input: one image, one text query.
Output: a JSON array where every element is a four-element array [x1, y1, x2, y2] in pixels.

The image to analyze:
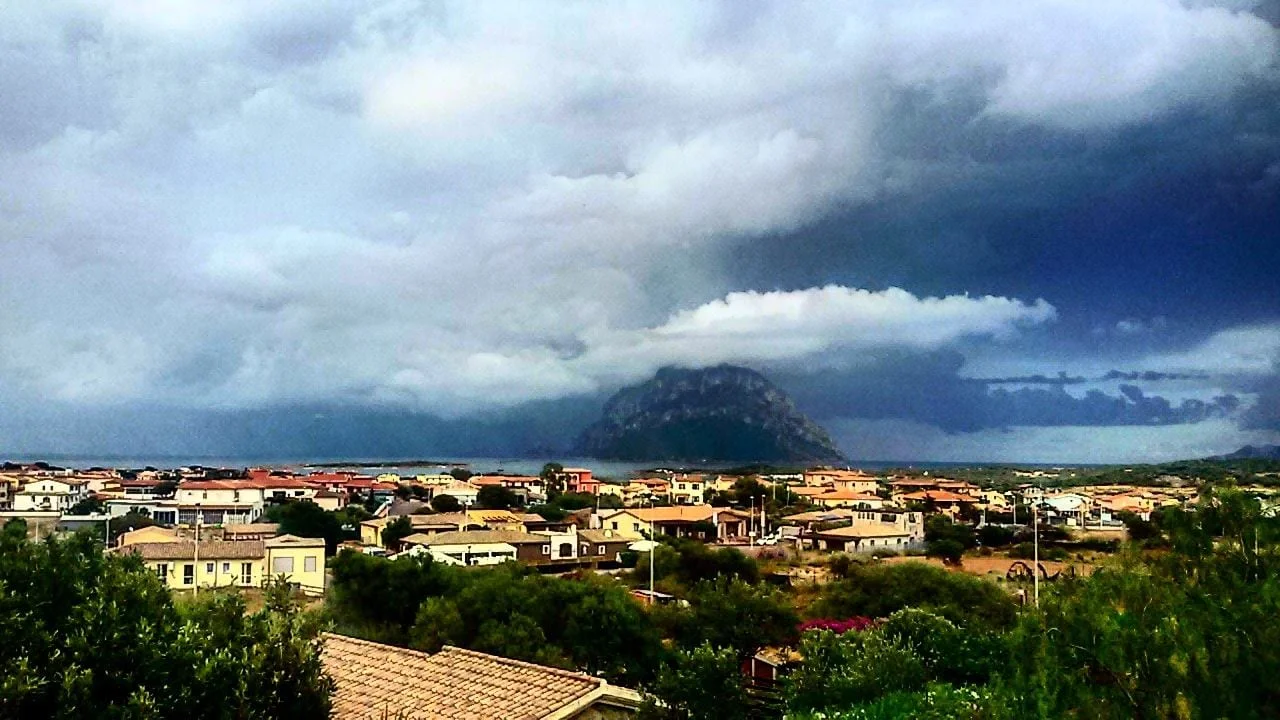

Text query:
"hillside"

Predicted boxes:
[[576, 364, 846, 463]]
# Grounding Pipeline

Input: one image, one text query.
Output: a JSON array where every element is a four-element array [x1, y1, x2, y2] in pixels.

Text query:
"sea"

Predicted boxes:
[[0, 455, 1013, 478]]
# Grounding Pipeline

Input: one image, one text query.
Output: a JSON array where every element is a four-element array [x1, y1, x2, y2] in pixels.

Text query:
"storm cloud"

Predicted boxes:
[[1, 1, 1278, 461]]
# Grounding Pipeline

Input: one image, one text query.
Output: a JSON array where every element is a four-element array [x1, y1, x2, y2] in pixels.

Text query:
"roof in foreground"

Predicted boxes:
[[321, 632, 640, 720]]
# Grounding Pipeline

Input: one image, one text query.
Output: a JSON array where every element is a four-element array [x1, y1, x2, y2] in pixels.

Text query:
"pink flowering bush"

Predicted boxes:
[[798, 616, 876, 634]]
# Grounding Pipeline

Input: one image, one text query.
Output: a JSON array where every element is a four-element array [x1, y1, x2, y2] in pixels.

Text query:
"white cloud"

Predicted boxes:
[[0, 0, 1274, 426]]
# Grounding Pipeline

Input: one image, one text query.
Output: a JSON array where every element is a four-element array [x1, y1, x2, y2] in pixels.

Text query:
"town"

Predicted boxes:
[[3, 456, 1279, 717]]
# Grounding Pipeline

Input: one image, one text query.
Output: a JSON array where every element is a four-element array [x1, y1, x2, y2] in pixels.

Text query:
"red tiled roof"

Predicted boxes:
[[321, 633, 639, 720]]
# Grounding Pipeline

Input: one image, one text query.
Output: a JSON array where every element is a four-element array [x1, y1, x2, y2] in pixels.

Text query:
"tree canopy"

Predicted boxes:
[[0, 527, 332, 718]]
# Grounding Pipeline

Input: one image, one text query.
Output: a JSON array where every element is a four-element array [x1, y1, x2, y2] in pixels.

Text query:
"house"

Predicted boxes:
[[117, 525, 181, 547], [0, 477, 12, 510], [312, 489, 346, 511], [813, 490, 884, 510], [321, 633, 641, 719], [895, 489, 978, 516], [432, 482, 480, 507], [557, 467, 600, 495], [466, 508, 533, 531], [399, 529, 551, 566], [173, 481, 265, 525], [120, 534, 325, 595], [13, 478, 90, 512], [263, 534, 327, 594], [669, 474, 707, 505], [785, 507, 925, 551], [806, 524, 919, 554], [254, 476, 319, 503], [596, 504, 749, 541], [803, 469, 879, 495], [578, 528, 631, 564], [359, 513, 482, 548], [742, 647, 804, 691]]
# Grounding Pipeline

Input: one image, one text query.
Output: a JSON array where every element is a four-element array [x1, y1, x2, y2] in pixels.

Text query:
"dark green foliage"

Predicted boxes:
[[429, 494, 463, 513], [642, 536, 761, 588], [109, 510, 158, 537], [925, 538, 965, 565], [669, 578, 799, 659], [810, 561, 1018, 630], [0, 531, 332, 718], [476, 485, 520, 509], [976, 524, 1016, 547], [68, 496, 105, 515], [998, 488, 1280, 719], [327, 552, 665, 685], [786, 630, 928, 713], [326, 550, 455, 644], [380, 516, 414, 549], [641, 644, 752, 720], [1007, 542, 1067, 561], [925, 515, 977, 564], [263, 499, 367, 554]]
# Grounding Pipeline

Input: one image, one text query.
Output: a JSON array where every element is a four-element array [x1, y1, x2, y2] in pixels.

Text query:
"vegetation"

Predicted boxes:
[[380, 516, 414, 549], [813, 559, 1019, 630], [327, 552, 663, 685], [0, 526, 332, 718], [263, 499, 370, 554], [429, 493, 463, 513]]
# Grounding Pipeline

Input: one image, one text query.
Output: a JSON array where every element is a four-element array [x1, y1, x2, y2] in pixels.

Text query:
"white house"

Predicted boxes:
[[13, 478, 90, 513]]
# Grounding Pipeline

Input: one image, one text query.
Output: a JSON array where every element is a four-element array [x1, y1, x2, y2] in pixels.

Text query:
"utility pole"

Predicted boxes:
[[193, 503, 201, 597], [1033, 500, 1039, 608], [648, 497, 655, 606]]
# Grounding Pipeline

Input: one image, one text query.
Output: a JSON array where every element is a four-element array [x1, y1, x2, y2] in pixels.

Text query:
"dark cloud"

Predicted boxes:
[[773, 351, 1242, 434], [1101, 370, 1211, 382], [977, 373, 1087, 385]]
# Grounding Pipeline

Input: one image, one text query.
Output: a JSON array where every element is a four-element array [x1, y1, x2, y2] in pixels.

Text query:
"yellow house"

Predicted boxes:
[[265, 534, 327, 595], [121, 534, 326, 596], [669, 474, 706, 505]]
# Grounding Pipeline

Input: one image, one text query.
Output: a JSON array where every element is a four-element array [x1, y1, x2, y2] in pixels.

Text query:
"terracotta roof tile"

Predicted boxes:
[[322, 633, 630, 720], [120, 540, 265, 561]]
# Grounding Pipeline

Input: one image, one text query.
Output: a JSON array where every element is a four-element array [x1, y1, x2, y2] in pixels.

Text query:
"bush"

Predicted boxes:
[[809, 561, 1018, 630], [785, 630, 928, 713], [0, 531, 333, 718]]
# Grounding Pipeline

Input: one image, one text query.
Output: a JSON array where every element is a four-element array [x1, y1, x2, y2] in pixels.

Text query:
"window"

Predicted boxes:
[[222, 562, 231, 573], [632, 522, 641, 532], [304, 556, 317, 573], [183, 564, 194, 585], [155, 563, 168, 580], [205, 562, 214, 573], [240, 562, 253, 585], [541, 545, 550, 555], [559, 543, 572, 557], [610, 521, 618, 530], [598, 545, 606, 554], [272, 556, 294, 573]]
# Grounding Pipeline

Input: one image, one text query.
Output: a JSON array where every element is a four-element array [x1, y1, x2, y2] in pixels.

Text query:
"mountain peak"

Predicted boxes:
[[576, 364, 846, 463]]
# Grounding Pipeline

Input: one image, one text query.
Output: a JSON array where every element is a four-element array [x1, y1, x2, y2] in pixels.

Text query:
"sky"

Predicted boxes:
[[1, 0, 1279, 464]]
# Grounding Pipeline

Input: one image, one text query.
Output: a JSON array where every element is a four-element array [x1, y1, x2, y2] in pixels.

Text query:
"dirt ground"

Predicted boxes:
[[882, 555, 1097, 578]]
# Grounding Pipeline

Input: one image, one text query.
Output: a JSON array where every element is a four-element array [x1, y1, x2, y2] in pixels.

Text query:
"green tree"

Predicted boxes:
[[380, 516, 414, 550], [68, 496, 105, 515], [810, 561, 1017, 630], [674, 578, 799, 659], [998, 488, 1280, 719], [430, 494, 463, 513], [642, 644, 751, 720], [0, 531, 333, 718], [477, 485, 519, 510], [785, 629, 927, 714], [265, 500, 343, 554]]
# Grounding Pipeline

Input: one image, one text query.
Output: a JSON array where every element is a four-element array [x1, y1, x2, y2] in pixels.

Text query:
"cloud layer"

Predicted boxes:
[[1, 1, 1278, 459]]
